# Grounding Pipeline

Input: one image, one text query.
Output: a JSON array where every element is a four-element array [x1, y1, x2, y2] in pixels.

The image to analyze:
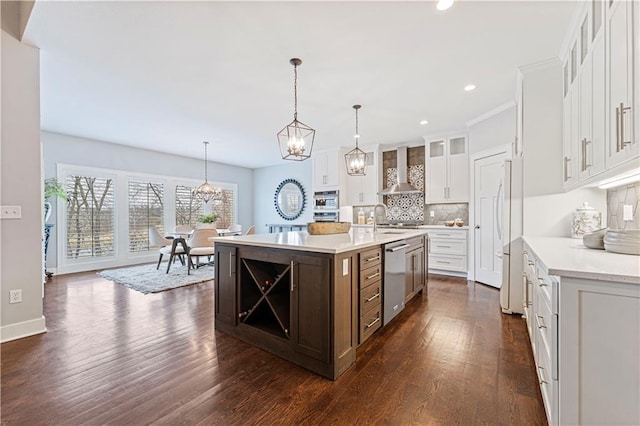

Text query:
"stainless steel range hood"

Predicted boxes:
[[378, 146, 422, 195]]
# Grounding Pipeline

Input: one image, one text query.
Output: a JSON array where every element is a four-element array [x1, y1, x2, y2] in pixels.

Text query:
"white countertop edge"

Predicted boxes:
[[212, 229, 429, 254], [523, 236, 640, 284]]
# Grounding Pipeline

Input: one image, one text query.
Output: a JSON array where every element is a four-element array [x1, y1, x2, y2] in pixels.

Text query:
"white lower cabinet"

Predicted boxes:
[[524, 241, 640, 426], [427, 228, 467, 277]]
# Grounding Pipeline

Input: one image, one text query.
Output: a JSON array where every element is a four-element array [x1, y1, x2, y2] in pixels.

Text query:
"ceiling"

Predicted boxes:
[[24, 1, 577, 169]]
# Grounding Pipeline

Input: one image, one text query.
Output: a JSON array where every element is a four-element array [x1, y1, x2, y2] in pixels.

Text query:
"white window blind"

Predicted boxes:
[[66, 175, 115, 259], [128, 181, 164, 252], [211, 189, 236, 228], [175, 185, 203, 229]]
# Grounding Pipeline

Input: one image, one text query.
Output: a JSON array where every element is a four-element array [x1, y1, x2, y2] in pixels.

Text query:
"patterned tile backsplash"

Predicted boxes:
[[424, 203, 469, 226], [607, 182, 639, 229], [385, 164, 425, 222]]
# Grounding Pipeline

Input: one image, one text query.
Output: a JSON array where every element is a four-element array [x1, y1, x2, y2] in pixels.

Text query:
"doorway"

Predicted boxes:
[[473, 151, 507, 287]]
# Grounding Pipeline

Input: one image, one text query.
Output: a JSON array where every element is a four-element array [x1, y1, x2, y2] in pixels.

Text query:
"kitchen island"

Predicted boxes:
[[212, 228, 428, 380]]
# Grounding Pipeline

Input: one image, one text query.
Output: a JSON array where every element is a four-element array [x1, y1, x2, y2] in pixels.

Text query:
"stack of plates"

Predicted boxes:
[[603, 229, 640, 256]]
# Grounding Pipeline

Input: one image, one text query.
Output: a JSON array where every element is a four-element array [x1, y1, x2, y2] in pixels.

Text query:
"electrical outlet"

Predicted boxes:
[[342, 258, 349, 276], [9, 289, 22, 304], [623, 204, 633, 221], [430, 210, 435, 217], [0, 205, 22, 219]]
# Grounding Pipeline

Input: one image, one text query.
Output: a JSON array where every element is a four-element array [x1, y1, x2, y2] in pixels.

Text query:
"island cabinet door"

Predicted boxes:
[[290, 254, 331, 363], [215, 245, 237, 326]]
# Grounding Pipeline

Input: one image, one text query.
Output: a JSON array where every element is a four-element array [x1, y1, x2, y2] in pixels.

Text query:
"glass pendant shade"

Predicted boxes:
[[193, 141, 222, 203], [278, 58, 315, 161], [345, 104, 368, 176]]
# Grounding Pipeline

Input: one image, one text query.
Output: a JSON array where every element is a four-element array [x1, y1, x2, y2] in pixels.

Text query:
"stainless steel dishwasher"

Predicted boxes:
[[383, 240, 410, 325]]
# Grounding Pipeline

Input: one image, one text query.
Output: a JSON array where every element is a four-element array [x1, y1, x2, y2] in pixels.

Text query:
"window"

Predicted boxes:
[[175, 185, 203, 229], [57, 164, 238, 274], [66, 175, 115, 259], [129, 181, 164, 252], [211, 189, 236, 229]]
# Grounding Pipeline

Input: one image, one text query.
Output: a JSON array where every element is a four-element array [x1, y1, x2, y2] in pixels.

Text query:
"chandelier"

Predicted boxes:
[[277, 58, 315, 161], [193, 141, 222, 203], [344, 104, 368, 176]]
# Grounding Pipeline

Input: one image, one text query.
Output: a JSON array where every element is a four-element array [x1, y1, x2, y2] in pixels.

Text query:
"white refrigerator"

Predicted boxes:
[[499, 159, 524, 314]]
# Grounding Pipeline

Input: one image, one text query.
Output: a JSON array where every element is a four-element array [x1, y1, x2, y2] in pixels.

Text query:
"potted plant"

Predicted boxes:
[[197, 213, 219, 229], [44, 177, 68, 222]]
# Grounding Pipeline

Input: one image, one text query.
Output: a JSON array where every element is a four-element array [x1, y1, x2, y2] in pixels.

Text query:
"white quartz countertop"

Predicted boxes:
[[213, 228, 429, 254], [523, 237, 640, 284], [418, 225, 469, 230]]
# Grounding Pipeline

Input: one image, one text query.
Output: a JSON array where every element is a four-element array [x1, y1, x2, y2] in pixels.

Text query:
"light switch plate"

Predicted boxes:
[[0, 205, 22, 219], [342, 258, 349, 276], [623, 204, 633, 221]]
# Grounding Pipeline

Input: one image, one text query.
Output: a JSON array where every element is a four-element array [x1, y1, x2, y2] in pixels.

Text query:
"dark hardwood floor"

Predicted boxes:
[[1, 272, 546, 425]]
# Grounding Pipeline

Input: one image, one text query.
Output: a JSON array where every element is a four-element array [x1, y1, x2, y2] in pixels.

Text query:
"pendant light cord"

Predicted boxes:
[[293, 64, 298, 120], [355, 107, 359, 148], [203, 141, 209, 183]]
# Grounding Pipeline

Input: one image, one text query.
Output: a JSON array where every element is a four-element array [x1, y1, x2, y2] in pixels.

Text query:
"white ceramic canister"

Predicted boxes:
[[571, 202, 602, 238]]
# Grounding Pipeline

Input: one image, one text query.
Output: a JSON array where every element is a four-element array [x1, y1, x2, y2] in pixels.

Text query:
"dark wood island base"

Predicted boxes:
[[214, 235, 426, 380]]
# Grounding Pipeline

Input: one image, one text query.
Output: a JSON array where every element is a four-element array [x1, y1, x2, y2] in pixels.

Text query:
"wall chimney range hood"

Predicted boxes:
[[378, 146, 422, 195]]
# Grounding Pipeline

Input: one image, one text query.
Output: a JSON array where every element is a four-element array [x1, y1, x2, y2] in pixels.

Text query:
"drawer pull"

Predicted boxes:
[[366, 271, 381, 280], [528, 261, 534, 266], [537, 278, 548, 287], [365, 292, 380, 302], [365, 255, 380, 262], [536, 315, 547, 329], [436, 245, 451, 248], [537, 366, 548, 384], [365, 317, 380, 329], [436, 260, 451, 264]]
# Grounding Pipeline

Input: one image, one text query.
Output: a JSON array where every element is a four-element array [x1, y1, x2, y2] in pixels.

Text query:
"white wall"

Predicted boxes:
[[1, 3, 47, 342], [42, 131, 254, 268], [468, 106, 516, 155], [252, 161, 313, 234]]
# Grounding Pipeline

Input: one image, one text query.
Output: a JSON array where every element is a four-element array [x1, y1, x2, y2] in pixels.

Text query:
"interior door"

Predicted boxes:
[[474, 153, 506, 287]]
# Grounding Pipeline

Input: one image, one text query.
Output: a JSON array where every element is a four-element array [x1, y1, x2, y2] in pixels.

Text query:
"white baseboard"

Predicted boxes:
[[0, 316, 47, 343], [428, 269, 468, 279]]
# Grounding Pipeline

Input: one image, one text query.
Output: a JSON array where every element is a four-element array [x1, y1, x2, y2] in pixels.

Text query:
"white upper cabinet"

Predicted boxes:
[[312, 150, 340, 189], [561, 0, 638, 190], [607, 0, 638, 167], [346, 147, 380, 206], [426, 135, 468, 203]]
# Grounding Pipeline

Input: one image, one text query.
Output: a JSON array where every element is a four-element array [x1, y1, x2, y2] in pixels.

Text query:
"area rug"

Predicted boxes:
[[98, 262, 214, 294]]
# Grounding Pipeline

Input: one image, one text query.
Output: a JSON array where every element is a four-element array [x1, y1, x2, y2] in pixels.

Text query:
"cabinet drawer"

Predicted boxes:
[[359, 306, 382, 343], [360, 281, 382, 317], [536, 340, 554, 424], [429, 238, 466, 255], [535, 294, 553, 363], [360, 264, 382, 289], [535, 268, 552, 308], [427, 230, 467, 240], [359, 247, 382, 270], [429, 254, 467, 272]]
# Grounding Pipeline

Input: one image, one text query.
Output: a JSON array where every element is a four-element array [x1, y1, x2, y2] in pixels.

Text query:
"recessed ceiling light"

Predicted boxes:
[[436, 0, 454, 11], [464, 84, 476, 92], [420, 120, 429, 125]]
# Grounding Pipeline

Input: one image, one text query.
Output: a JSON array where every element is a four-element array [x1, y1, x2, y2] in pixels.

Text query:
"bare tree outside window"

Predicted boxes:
[[175, 185, 203, 229], [66, 176, 115, 259], [129, 181, 164, 252]]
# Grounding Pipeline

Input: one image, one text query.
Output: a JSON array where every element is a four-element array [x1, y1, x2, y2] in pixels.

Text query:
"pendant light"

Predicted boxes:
[[277, 58, 315, 161], [344, 104, 368, 176], [193, 141, 222, 203]]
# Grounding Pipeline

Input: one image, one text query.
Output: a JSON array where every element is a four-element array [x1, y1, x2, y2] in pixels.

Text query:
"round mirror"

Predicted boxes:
[[274, 179, 306, 220]]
